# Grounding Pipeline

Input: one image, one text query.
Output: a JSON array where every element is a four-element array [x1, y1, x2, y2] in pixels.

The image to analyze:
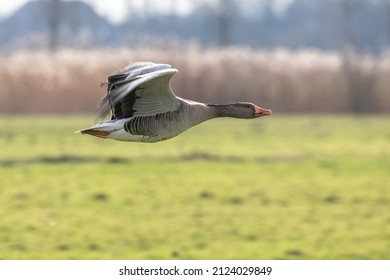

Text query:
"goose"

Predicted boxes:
[[77, 62, 271, 143]]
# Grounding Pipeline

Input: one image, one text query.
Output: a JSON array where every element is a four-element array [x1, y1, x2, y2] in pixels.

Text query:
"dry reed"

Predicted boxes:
[[0, 47, 389, 115]]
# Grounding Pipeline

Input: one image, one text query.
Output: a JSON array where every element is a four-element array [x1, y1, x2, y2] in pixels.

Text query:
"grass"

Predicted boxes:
[[0, 115, 389, 259]]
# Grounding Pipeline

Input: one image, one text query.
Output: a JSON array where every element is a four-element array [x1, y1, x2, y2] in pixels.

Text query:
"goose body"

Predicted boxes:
[[78, 62, 271, 143]]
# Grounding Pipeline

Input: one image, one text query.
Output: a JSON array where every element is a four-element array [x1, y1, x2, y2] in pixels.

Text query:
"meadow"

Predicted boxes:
[[0, 115, 389, 259]]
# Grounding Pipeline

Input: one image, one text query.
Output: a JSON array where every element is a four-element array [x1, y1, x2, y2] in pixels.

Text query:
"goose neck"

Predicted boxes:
[[207, 104, 231, 117]]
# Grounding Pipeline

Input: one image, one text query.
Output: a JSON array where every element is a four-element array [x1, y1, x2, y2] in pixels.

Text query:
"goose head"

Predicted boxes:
[[210, 102, 272, 119]]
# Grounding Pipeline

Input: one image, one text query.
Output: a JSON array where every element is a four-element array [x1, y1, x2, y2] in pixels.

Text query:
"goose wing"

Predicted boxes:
[[99, 62, 180, 120]]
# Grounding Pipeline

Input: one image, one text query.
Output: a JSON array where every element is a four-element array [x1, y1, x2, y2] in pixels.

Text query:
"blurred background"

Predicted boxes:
[[2, 0, 390, 51], [0, 0, 390, 114], [0, 0, 389, 260]]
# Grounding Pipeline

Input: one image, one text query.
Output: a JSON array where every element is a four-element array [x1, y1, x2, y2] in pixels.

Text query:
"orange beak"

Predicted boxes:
[[254, 106, 272, 118]]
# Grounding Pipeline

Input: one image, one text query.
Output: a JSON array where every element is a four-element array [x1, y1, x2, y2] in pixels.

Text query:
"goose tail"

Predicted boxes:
[[74, 122, 115, 138]]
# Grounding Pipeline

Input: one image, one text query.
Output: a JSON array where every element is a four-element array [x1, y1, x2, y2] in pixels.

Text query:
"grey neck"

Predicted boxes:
[[206, 104, 232, 118]]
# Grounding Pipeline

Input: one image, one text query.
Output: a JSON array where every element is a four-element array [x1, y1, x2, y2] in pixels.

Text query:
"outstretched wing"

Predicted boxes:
[[99, 62, 180, 120]]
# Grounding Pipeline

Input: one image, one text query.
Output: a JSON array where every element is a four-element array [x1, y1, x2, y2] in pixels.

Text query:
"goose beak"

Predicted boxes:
[[254, 106, 272, 118]]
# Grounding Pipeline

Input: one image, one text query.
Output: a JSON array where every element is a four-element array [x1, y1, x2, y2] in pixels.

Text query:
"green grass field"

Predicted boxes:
[[0, 115, 389, 259]]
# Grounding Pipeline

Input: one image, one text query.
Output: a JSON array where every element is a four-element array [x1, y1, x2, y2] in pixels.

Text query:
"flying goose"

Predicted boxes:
[[77, 62, 271, 143]]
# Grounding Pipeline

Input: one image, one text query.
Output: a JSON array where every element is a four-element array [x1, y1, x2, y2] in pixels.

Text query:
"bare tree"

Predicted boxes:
[[337, 0, 378, 113], [338, 0, 363, 48], [382, 0, 390, 46], [216, 0, 236, 47], [48, 0, 60, 51]]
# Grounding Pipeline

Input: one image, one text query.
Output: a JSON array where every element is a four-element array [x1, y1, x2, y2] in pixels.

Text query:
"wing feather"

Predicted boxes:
[[98, 62, 180, 120]]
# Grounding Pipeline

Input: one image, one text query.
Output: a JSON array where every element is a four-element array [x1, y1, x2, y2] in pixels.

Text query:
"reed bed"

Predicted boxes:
[[1, 47, 389, 114]]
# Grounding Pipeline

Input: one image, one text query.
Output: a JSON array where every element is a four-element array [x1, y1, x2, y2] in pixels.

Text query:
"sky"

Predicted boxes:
[[0, 0, 138, 23], [0, 0, 294, 24]]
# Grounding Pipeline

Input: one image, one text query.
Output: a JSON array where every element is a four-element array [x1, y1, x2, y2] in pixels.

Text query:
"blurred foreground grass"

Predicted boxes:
[[0, 115, 389, 259]]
